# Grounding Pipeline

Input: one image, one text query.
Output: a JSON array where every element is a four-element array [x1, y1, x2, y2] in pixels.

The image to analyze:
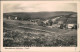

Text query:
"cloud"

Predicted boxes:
[[3, 2, 77, 13]]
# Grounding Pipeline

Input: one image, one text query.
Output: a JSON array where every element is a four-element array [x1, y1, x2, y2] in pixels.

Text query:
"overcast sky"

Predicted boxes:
[[3, 1, 77, 13]]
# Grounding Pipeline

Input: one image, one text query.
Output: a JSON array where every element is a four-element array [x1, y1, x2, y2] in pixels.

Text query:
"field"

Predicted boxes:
[[3, 19, 77, 47]]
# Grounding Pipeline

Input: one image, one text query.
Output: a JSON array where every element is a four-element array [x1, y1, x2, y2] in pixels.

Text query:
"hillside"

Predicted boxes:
[[3, 11, 77, 20]]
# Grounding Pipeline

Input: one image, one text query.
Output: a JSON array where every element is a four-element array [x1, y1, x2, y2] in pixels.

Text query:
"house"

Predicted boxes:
[[29, 19, 40, 25], [51, 16, 60, 22], [8, 16, 11, 19], [43, 20, 49, 24], [66, 17, 77, 29], [14, 17, 17, 20], [67, 24, 75, 29], [58, 21, 63, 25], [7, 15, 18, 20]]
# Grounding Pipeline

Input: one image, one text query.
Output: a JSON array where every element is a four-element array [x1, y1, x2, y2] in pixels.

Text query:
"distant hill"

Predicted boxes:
[[52, 13, 77, 24], [3, 11, 77, 20]]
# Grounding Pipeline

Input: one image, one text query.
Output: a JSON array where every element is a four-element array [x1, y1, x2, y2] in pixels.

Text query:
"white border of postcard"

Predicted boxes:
[[1, 1, 80, 52]]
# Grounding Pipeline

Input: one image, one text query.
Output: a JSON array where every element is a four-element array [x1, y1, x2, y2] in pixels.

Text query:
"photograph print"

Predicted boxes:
[[3, 2, 77, 47]]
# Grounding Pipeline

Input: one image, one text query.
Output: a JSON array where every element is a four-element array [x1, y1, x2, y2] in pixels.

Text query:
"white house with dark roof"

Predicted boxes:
[[66, 17, 77, 29]]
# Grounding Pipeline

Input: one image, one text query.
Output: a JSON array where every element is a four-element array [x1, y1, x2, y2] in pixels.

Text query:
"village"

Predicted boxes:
[[6, 13, 77, 30]]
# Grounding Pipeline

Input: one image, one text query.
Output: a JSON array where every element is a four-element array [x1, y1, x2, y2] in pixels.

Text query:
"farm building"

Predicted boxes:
[[66, 17, 77, 29], [67, 24, 75, 29]]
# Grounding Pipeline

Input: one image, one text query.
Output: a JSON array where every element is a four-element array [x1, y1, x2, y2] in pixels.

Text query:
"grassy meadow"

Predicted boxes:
[[3, 19, 77, 47]]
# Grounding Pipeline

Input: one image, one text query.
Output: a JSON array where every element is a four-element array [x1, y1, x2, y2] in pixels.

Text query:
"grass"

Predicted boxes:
[[3, 19, 77, 47]]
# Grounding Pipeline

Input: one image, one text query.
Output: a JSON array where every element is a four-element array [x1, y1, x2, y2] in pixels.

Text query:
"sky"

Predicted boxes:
[[3, 1, 77, 13]]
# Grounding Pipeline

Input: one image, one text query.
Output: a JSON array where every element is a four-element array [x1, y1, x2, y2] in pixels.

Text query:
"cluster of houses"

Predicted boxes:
[[7, 16, 18, 20], [39, 15, 77, 29], [6, 14, 77, 29], [37, 15, 77, 29]]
